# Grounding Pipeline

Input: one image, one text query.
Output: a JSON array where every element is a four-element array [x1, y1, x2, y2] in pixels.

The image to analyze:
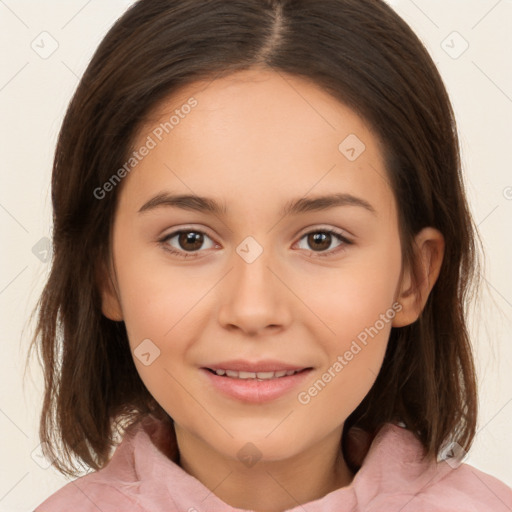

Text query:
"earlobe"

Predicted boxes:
[[97, 261, 124, 321], [392, 227, 445, 328]]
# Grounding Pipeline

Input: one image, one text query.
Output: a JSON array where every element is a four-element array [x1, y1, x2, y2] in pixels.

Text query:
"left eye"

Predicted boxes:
[[159, 228, 352, 259], [296, 229, 352, 257]]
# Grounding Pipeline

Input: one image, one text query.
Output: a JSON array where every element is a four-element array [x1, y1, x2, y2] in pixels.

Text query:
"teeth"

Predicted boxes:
[[212, 369, 301, 379]]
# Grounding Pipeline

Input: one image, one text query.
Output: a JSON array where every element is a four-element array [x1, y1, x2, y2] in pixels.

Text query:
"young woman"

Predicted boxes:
[[30, 0, 512, 510]]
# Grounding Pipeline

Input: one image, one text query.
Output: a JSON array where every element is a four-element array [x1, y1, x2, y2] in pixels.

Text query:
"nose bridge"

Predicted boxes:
[[232, 235, 278, 300], [217, 234, 290, 332]]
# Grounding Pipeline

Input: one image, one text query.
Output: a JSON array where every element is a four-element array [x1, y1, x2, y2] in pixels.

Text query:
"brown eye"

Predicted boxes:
[[161, 229, 216, 258], [296, 229, 352, 257], [306, 232, 332, 251], [177, 231, 204, 251]]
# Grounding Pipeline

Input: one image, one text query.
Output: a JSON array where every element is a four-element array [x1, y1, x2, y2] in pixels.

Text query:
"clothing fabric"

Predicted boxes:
[[34, 414, 512, 511]]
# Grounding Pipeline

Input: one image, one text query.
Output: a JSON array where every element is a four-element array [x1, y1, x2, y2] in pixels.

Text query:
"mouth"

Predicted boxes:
[[204, 367, 312, 381], [200, 366, 314, 403]]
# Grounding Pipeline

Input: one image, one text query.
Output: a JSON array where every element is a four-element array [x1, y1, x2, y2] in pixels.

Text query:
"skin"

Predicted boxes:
[[100, 68, 444, 512]]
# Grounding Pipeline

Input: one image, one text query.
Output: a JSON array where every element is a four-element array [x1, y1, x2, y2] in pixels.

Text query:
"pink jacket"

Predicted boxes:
[[35, 414, 512, 511]]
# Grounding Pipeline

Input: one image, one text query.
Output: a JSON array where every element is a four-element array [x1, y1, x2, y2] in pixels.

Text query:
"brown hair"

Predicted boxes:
[[26, 0, 482, 477]]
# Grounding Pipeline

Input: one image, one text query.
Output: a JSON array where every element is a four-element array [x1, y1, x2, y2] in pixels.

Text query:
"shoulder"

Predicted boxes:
[[32, 414, 178, 512], [33, 474, 146, 512], [33, 423, 144, 512], [423, 460, 512, 511], [356, 423, 512, 511]]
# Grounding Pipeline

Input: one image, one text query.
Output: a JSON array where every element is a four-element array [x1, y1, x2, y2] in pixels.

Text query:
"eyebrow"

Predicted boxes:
[[138, 192, 377, 217]]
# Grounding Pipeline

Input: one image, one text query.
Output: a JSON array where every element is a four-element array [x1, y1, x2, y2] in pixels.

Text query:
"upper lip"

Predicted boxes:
[[203, 359, 312, 373]]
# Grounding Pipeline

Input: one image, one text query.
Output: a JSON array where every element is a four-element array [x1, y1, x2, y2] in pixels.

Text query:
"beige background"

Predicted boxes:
[[0, 0, 511, 510]]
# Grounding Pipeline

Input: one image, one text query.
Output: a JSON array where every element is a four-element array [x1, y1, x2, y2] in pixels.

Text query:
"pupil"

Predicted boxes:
[[180, 231, 203, 251], [309, 232, 330, 251]]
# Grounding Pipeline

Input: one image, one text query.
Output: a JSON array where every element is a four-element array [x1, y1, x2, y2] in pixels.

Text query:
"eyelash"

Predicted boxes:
[[159, 227, 353, 259]]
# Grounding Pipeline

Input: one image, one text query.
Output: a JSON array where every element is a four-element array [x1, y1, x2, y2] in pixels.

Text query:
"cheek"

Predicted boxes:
[[295, 239, 401, 410], [297, 333, 389, 431], [296, 267, 398, 424], [114, 258, 199, 409], [122, 279, 187, 337], [113, 232, 203, 343], [113, 248, 217, 411], [303, 240, 402, 343]]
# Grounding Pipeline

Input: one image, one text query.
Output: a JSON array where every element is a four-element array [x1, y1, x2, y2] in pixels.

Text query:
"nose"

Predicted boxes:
[[217, 242, 292, 336]]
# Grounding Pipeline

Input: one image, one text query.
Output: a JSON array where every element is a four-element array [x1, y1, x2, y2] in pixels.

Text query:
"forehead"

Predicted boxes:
[[123, 68, 395, 222]]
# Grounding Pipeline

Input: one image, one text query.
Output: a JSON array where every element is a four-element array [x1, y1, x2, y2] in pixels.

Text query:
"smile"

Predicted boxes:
[[206, 368, 306, 380], [201, 367, 313, 403]]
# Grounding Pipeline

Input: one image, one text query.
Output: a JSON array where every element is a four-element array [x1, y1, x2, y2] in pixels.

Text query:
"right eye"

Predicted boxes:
[[159, 229, 218, 258]]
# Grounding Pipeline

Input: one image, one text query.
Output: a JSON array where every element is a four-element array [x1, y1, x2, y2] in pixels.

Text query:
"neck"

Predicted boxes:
[[174, 425, 354, 512]]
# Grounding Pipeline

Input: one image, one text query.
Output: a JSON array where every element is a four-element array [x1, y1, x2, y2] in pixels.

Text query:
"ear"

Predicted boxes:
[[96, 259, 124, 321], [392, 227, 445, 328]]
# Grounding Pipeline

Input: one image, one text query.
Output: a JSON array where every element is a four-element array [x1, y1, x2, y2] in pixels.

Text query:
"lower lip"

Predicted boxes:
[[201, 368, 313, 403]]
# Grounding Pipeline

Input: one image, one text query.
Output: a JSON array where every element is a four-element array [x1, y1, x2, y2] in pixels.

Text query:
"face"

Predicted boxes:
[[102, 68, 412, 465]]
